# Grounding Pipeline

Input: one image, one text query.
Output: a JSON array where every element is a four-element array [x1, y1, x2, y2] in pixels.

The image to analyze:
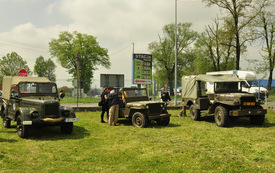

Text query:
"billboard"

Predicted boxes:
[[100, 74, 124, 87], [132, 53, 152, 84]]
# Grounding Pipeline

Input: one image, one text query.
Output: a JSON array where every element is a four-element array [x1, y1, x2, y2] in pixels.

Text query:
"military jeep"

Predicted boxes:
[[1, 76, 78, 138], [117, 87, 171, 128], [180, 74, 267, 127]]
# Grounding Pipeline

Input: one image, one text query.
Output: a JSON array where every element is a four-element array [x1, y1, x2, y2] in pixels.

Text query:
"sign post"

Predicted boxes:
[[132, 54, 152, 85], [18, 69, 28, 77]]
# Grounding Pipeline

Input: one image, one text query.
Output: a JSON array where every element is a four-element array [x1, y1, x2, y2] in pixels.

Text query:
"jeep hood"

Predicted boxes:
[[126, 101, 163, 107]]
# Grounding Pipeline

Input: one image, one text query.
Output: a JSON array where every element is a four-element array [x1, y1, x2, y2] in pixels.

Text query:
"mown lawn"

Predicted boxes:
[[0, 110, 274, 172]]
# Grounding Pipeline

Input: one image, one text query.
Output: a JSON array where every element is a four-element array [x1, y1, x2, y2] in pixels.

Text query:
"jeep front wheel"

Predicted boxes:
[[60, 122, 73, 134], [214, 106, 229, 127], [156, 117, 170, 126], [17, 116, 30, 138], [190, 105, 200, 121], [132, 112, 148, 128]]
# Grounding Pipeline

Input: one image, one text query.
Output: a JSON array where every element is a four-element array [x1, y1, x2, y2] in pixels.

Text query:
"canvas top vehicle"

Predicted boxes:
[[180, 74, 267, 127], [1, 76, 78, 138]]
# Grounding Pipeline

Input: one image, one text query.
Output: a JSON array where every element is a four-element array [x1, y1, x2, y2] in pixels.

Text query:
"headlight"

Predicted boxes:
[[63, 110, 70, 117], [146, 105, 149, 109], [30, 111, 39, 118]]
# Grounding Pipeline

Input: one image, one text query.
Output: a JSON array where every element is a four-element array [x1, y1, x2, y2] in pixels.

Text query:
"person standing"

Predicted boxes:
[[107, 89, 120, 126], [161, 88, 171, 113], [100, 86, 110, 123]]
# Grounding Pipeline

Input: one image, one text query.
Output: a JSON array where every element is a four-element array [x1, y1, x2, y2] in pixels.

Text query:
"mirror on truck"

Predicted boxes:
[[59, 90, 65, 99]]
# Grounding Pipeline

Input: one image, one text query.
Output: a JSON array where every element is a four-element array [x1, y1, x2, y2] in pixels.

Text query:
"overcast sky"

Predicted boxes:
[[0, 0, 268, 88]]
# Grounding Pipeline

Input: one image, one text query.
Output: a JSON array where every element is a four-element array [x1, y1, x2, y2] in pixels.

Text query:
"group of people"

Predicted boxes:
[[100, 86, 171, 126], [100, 86, 120, 126]]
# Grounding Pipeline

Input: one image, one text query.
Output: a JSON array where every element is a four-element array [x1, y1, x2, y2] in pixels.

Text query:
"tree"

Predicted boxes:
[[34, 56, 56, 82], [193, 18, 235, 73], [0, 52, 32, 83], [49, 31, 110, 93], [148, 23, 198, 95], [202, 0, 262, 70], [256, 0, 275, 90]]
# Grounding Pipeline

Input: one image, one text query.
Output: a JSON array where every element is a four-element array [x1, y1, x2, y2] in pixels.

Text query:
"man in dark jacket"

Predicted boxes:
[[161, 88, 171, 112], [106, 89, 120, 126]]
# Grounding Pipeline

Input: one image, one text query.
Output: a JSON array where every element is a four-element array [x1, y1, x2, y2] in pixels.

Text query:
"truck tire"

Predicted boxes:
[[156, 117, 170, 126], [60, 122, 73, 134], [17, 116, 30, 138], [250, 115, 265, 125], [190, 105, 201, 121], [132, 112, 148, 128], [214, 106, 229, 127], [3, 117, 11, 128]]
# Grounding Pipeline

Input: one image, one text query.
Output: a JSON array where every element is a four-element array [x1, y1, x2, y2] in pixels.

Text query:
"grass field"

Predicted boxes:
[[1, 110, 274, 172]]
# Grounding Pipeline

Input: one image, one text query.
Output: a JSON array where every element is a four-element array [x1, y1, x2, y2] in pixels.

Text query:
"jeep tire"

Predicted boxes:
[[60, 122, 73, 134], [132, 112, 148, 128], [156, 117, 170, 126], [190, 105, 201, 121], [250, 114, 265, 125], [214, 106, 229, 127], [17, 116, 30, 138]]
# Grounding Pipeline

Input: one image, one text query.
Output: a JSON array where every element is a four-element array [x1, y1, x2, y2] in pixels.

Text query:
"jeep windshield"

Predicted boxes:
[[18, 82, 57, 96], [124, 89, 147, 98]]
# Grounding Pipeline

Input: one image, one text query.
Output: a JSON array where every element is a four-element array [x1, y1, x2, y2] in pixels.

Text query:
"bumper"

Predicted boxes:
[[229, 109, 267, 117], [148, 113, 171, 120], [23, 117, 79, 126]]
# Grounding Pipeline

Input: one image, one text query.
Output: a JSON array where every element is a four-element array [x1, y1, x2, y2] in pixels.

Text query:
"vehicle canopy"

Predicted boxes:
[[2, 76, 52, 100], [181, 74, 242, 99]]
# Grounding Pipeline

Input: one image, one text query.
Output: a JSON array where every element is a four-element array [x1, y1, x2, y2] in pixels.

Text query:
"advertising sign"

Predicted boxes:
[[100, 74, 124, 87], [132, 53, 152, 84]]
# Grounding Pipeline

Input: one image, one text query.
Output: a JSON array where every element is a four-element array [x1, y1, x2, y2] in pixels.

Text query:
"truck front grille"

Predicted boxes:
[[44, 103, 59, 116]]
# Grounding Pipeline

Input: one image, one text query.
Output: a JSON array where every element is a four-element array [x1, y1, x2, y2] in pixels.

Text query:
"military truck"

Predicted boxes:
[[1, 76, 78, 138], [117, 87, 170, 128], [180, 74, 267, 127]]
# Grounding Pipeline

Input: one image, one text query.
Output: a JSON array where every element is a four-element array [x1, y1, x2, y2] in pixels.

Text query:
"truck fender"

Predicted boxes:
[[16, 107, 30, 121], [61, 106, 76, 118]]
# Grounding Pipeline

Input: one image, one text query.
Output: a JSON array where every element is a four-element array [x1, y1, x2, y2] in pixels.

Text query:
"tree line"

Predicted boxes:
[[0, 0, 273, 94]]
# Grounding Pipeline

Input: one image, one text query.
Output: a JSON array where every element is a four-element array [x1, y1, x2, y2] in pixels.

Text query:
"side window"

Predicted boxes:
[[11, 85, 18, 98]]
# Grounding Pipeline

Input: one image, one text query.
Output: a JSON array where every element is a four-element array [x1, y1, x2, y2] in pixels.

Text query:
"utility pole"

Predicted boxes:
[[76, 53, 80, 107], [174, 0, 178, 106]]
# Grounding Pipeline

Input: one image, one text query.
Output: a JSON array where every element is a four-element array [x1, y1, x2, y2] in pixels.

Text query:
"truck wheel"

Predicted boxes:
[[132, 112, 148, 128], [190, 105, 201, 121], [3, 117, 11, 128], [17, 116, 29, 138], [156, 117, 170, 126], [60, 122, 73, 134], [250, 115, 265, 125], [214, 106, 229, 127]]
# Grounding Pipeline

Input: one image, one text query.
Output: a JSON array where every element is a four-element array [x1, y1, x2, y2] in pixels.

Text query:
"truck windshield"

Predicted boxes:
[[215, 82, 241, 93], [247, 80, 259, 87], [19, 83, 57, 94]]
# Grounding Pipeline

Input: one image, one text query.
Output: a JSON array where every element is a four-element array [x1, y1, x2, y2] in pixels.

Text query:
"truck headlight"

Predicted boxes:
[[30, 111, 39, 118], [63, 110, 70, 117]]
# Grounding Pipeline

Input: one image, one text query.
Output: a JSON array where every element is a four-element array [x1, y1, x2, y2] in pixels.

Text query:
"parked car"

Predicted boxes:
[[117, 87, 171, 128], [1, 76, 78, 138]]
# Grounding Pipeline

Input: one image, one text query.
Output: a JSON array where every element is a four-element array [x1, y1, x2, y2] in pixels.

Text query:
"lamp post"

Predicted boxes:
[[174, 0, 178, 106]]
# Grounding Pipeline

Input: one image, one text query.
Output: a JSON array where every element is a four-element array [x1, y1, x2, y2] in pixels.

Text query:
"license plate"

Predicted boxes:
[[65, 118, 79, 122]]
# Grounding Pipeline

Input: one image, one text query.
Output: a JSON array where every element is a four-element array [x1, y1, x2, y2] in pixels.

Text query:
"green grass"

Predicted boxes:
[[1, 110, 274, 172]]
